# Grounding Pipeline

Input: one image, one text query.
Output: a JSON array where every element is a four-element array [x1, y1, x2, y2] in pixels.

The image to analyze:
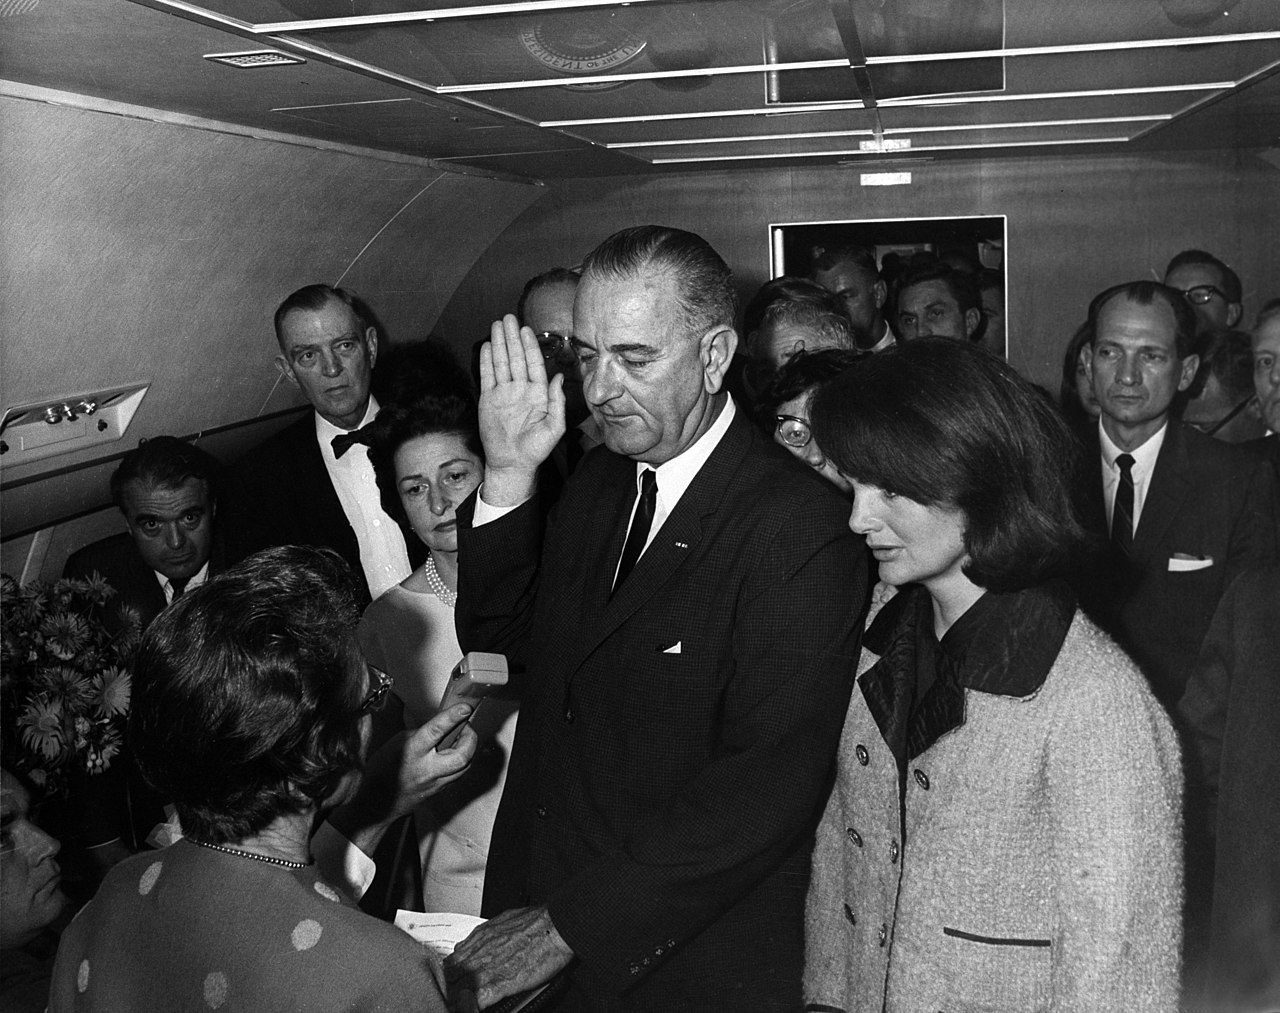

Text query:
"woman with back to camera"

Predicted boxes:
[[360, 391, 519, 916], [48, 546, 473, 1011], [803, 338, 1182, 1012]]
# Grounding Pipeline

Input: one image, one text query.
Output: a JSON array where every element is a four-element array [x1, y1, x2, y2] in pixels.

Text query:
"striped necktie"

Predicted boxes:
[[1111, 453, 1135, 556]]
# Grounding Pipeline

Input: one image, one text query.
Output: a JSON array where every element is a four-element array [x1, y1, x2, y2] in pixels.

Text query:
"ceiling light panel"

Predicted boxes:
[[203, 49, 305, 67]]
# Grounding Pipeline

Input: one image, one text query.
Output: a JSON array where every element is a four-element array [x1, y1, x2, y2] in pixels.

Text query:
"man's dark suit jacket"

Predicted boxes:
[[456, 408, 867, 1011], [1074, 421, 1278, 707], [1178, 566, 1280, 1012], [63, 532, 170, 632], [223, 413, 423, 603], [1244, 431, 1280, 481]]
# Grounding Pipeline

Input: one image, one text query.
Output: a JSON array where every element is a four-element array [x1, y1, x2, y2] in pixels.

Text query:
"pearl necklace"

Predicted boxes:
[[423, 555, 458, 609], [190, 838, 310, 869]]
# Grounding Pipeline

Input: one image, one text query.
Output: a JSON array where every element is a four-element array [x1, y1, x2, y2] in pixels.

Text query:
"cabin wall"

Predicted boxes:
[[439, 150, 1280, 390], [0, 89, 541, 581]]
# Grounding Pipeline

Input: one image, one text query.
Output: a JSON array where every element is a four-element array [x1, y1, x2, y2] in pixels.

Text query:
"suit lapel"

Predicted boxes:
[[1133, 424, 1192, 562], [560, 410, 751, 679], [122, 544, 168, 627]]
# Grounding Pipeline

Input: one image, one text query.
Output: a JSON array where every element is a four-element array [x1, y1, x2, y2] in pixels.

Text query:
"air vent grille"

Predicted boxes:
[[204, 50, 305, 69]]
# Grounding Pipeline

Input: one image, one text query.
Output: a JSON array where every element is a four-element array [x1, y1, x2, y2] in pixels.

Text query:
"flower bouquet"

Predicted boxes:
[[0, 572, 140, 799]]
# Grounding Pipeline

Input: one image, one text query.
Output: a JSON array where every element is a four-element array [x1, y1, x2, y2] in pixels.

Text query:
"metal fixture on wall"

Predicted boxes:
[[0, 384, 149, 469]]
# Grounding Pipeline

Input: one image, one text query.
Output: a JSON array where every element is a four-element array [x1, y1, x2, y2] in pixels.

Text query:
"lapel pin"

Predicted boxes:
[[675, 541, 688, 549]]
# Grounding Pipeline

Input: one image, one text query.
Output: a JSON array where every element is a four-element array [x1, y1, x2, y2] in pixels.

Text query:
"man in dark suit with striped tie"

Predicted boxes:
[[64, 436, 223, 630], [447, 226, 867, 1012], [1073, 281, 1278, 708]]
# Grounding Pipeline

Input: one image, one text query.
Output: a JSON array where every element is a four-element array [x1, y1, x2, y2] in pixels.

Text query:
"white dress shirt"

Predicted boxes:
[[1099, 419, 1167, 533], [315, 398, 412, 600], [156, 561, 209, 605], [869, 319, 896, 354], [475, 397, 738, 573]]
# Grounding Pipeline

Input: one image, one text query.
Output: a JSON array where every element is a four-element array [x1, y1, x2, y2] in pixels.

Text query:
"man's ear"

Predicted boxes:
[[701, 325, 738, 394], [873, 279, 888, 311], [1078, 343, 1093, 378], [1177, 353, 1201, 392], [964, 308, 981, 338], [275, 354, 299, 388], [1226, 303, 1243, 328], [365, 326, 379, 369]]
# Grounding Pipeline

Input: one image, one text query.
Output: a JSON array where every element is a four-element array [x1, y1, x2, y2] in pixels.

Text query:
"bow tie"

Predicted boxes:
[[331, 426, 372, 459]]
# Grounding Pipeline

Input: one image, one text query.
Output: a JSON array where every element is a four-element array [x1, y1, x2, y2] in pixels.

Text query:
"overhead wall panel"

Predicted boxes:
[[0, 91, 541, 540]]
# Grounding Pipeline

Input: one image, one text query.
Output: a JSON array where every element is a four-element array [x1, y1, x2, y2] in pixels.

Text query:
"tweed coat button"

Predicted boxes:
[[889, 840, 899, 864], [878, 923, 888, 947], [843, 903, 857, 926], [855, 744, 869, 766], [914, 768, 930, 790], [536, 805, 548, 819], [846, 827, 863, 847]]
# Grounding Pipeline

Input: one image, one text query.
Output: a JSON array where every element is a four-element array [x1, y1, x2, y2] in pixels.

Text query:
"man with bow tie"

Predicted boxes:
[[224, 284, 420, 603], [446, 226, 867, 1012]]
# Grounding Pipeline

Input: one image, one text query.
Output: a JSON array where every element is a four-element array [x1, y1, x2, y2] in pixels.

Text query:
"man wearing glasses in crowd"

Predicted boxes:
[[1164, 249, 1244, 334]]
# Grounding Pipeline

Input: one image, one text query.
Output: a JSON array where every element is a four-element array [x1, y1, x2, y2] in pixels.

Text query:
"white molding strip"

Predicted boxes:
[[650, 136, 1127, 164], [541, 82, 1234, 127], [251, 0, 669, 32], [606, 115, 1170, 149]]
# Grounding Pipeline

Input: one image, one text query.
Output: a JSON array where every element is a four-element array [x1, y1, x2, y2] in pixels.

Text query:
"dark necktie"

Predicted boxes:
[[613, 469, 657, 594], [169, 577, 188, 600], [1111, 453, 1135, 556], [331, 425, 371, 459]]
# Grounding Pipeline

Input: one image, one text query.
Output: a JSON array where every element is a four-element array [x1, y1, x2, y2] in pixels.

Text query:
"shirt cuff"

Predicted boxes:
[[473, 485, 530, 527], [311, 820, 376, 902]]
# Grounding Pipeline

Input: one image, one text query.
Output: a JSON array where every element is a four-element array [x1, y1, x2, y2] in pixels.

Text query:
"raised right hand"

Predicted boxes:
[[478, 315, 566, 506]]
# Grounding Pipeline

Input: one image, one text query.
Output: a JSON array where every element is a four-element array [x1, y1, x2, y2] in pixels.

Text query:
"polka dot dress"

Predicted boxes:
[[47, 838, 446, 1011]]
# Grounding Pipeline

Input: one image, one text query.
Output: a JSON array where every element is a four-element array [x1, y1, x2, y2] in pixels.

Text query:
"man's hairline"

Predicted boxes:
[[118, 476, 214, 514], [579, 261, 730, 341], [274, 294, 368, 353]]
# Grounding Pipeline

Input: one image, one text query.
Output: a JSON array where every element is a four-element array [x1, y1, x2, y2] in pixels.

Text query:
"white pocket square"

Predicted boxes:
[[661, 641, 682, 654], [1168, 556, 1214, 572]]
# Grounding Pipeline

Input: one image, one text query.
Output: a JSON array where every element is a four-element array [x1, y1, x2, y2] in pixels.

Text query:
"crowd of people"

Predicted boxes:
[[2, 227, 1277, 1013]]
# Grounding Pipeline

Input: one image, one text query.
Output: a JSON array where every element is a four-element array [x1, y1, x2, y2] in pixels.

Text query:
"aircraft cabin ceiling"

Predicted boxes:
[[2, 0, 1279, 180]]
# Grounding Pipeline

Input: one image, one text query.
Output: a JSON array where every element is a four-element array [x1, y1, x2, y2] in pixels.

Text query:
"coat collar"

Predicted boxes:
[[860, 581, 1075, 766]]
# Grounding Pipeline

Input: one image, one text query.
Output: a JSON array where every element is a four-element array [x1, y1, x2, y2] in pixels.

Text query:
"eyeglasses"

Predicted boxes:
[[1178, 285, 1228, 306], [360, 665, 393, 714], [535, 331, 576, 361], [775, 414, 813, 448], [1187, 396, 1253, 437]]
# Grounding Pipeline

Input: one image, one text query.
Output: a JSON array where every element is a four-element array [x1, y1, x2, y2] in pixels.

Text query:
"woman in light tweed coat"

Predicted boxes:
[[803, 339, 1183, 1012]]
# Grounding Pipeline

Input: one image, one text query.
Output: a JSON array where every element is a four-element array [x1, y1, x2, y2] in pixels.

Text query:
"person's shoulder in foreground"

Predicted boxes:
[[49, 841, 443, 1012]]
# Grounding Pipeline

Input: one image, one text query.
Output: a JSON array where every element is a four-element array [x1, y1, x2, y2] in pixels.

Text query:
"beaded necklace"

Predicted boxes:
[[423, 555, 458, 609], [190, 837, 309, 869]]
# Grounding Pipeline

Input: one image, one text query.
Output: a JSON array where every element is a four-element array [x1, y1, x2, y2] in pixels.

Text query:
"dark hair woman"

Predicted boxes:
[[48, 547, 460, 1011], [361, 392, 518, 916], [803, 339, 1182, 1011]]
